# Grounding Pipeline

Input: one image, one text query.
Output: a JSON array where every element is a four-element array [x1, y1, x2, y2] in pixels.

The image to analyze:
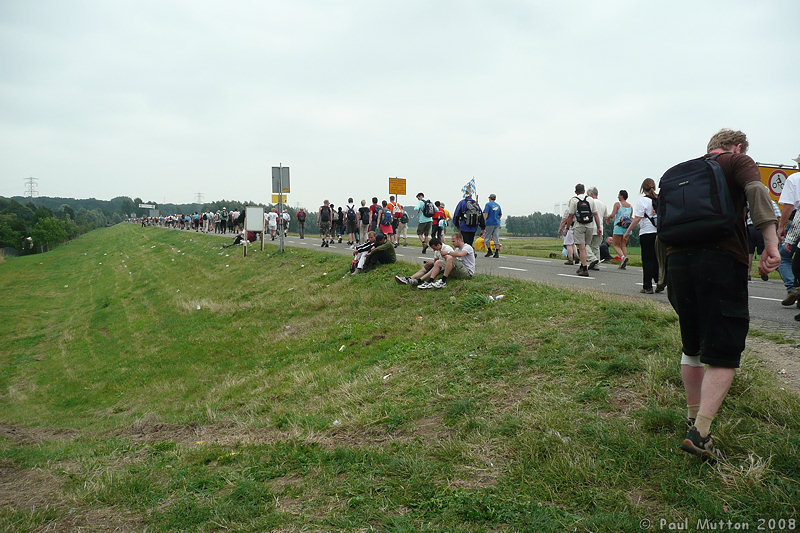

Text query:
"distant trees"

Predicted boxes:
[[0, 197, 112, 255], [505, 212, 561, 236]]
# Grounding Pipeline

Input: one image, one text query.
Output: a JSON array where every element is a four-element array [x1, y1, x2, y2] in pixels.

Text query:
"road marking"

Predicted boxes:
[[499, 266, 527, 272], [750, 296, 782, 302], [557, 274, 595, 279], [525, 259, 551, 263], [417, 257, 428, 260]]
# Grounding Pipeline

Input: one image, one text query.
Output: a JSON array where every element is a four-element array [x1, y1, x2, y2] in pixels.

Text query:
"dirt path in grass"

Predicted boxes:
[[745, 335, 800, 393]]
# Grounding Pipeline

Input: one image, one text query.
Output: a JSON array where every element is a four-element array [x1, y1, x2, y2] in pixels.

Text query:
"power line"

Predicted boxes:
[[24, 177, 39, 198], [195, 192, 204, 204]]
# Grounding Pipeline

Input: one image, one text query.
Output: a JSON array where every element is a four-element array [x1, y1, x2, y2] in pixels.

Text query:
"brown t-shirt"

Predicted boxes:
[[665, 152, 761, 266]]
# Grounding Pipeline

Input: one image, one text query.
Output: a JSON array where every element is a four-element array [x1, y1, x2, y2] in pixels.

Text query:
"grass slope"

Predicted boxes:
[[1, 224, 798, 532]]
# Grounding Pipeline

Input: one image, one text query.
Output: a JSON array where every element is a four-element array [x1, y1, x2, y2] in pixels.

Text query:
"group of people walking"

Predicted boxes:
[[140, 208, 243, 234]]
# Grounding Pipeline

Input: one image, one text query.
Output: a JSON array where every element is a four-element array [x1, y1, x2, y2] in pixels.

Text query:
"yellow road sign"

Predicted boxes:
[[758, 165, 799, 202], [389, 177, 406, 195], [272, 194, 287, 204]]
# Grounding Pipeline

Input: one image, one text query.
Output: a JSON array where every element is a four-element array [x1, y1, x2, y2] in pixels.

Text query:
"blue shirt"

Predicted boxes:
[[483, 201, 502, 226]]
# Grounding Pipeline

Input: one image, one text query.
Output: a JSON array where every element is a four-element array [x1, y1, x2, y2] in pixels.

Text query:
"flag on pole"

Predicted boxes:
[[461, 177, 476, 198]]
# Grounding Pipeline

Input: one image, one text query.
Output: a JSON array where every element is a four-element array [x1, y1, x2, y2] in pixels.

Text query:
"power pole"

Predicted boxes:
[[195, 192, 204, 206], [24, 177, 39, 199]]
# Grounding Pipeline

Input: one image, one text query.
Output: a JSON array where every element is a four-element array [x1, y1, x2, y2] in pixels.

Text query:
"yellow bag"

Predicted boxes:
[[474, 236, 486, 251]]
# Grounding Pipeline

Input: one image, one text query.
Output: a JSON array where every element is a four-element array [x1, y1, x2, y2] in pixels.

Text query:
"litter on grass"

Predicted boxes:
[[339, 345, 345, 352], [332, 419, 342, 426]]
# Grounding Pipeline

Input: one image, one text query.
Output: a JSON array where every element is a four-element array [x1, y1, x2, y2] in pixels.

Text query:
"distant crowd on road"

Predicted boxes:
[[140, 208, 245, 234]]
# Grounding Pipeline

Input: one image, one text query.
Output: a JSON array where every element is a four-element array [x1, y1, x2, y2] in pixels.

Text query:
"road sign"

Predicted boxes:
[[272, 194, 287, 204], [272, 167, 290, 193], [758, 164, 799, 202], [138, 203, 155, 209], [389, 177, 406, 195]]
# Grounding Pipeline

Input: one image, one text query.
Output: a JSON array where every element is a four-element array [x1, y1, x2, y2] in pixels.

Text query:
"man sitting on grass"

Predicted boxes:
[[419, 232, 475, 289], [395, 237, 452, 286], [355, 233, 396, 274]]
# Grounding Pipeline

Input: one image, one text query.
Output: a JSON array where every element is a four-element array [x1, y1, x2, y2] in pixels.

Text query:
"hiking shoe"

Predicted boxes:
[[782, 288, 800, 306], [409, 278, 420, 286], [321, 241, 326, 247], [619, 256, 628, 269], [640, 287, 654, 294], [564, 260, 574, 265], [760, 273, 769, 281], [417, 281, 433, 289], [680, 426, 717, 463], [577, 267, 589, 277], [431, 279, 446, 289], [485, 250, 493, 257], [655, 284, 666, 293], [422, 245, 428, 254], [493, 251, 499, 258], [395, 275, 409, 285], [588, 260, 599, 270]]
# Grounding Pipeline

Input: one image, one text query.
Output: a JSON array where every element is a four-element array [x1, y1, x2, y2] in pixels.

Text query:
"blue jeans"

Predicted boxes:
[[779, 244, 795, 292]]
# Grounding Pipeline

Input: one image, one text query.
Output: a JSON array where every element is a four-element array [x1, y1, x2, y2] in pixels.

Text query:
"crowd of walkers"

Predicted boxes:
[[140, 208, 244, 234]]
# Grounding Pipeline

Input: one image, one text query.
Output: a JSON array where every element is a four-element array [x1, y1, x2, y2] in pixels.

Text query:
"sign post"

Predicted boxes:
[[244, 206, 265, 257], [272, 165, 290, 252]]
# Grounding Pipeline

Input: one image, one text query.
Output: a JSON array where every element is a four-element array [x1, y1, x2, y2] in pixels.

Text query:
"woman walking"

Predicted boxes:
[[624, 179, 659, 294], [606, 190, 633, 269]]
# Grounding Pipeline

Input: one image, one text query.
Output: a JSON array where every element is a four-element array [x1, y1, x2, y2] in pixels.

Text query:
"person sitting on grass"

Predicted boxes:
[[355, 233, 396, 274], [395, 237, 453, 286], [351, 231, 376, 273], [417, 232, 474, 289]]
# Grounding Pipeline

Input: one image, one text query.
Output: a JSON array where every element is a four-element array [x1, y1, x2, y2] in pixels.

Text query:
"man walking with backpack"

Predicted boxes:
[[416, 192, 435, 253], [659, 129, 779, 462], [296, 209, 307, 239], [318, 200, 333, 247], [345, 198, 358, 247], [564, 184, 601, 277], [453, 193, 484, 247]]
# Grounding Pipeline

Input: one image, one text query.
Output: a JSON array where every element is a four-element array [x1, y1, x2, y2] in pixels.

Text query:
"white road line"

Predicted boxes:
[[417, 257, 428, 260], [750, 296, 783, 302], [499, 266, 527, 272], [557, 274, 595, 279], [525, 259, 551, 263]]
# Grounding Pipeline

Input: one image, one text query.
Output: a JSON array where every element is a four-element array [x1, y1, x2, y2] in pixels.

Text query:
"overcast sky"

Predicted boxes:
[[1, 0, 798, 215]]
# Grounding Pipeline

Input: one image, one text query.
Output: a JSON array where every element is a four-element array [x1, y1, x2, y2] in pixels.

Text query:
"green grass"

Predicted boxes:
[[1, 224, 798, 531]]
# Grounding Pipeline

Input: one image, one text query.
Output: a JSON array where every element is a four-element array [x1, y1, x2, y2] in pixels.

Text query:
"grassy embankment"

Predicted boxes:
[[1, 224, 798, 531]]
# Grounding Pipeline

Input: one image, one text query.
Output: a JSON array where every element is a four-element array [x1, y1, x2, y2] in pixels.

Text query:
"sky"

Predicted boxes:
[[1, 0, 798, 216]]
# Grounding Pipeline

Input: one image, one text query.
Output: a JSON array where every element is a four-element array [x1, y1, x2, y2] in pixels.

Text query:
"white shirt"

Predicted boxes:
[[779, 172, 800, 209], [592, 197, 608, 221], [457, 243, 475, 275], [434, 243, 454, 261], [634, 196, 657, 235], [282, 212, 290, 222], [266, 212, 279, 227]]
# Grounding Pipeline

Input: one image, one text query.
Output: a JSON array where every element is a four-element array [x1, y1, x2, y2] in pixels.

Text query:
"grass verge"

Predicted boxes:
[[1, 224, 798, 531]]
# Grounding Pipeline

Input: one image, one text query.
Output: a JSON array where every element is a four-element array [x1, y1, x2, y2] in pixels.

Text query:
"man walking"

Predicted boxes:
[[296, 209, 307, 239], [318, 200, 333, 247], [416, 192, 434, 253], [482, 193, 503, 258], [585, 187, 606, 269], [663, 129, 779, 461], [564, 184, 601, 277]]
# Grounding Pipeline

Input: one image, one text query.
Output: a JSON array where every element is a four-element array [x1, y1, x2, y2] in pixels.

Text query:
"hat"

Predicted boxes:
[[793, 154, 800, 164]]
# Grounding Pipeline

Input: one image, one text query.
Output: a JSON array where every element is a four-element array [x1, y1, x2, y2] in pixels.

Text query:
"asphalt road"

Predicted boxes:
[[276, 235, 796, 333]]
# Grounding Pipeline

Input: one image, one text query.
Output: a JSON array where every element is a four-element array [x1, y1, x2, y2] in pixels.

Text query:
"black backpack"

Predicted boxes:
[[464, 199, 482, 227], [422, 199, 436, 218], [574, 195, 593, 225], [320, 205, 331, 222], [346, 206, 357, 222], [360, 208, 370, 224], [297, 210, 306, 222], [656, 153, 736, 245]]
